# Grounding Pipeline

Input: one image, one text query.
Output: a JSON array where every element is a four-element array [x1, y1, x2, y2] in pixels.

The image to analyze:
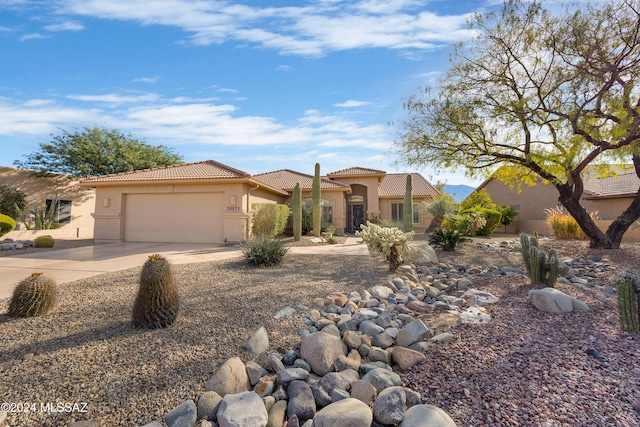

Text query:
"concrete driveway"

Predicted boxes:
[[0, 238, 370, 299]]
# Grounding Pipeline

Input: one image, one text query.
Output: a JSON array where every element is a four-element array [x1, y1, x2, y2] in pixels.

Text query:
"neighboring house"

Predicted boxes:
[[478, 165, 640, 242], [80, 161, 440, 244], [0, 166, 96, 239]]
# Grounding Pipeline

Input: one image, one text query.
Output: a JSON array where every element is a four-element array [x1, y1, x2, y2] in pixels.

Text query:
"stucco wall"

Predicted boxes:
[[379, 198, 434, 233]]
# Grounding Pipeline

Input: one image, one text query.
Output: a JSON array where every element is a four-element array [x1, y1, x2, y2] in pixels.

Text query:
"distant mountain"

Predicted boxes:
[[442, 184, 475, 202]]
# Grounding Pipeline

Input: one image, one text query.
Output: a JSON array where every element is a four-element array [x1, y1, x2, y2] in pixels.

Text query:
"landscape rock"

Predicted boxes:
[[242, 326, 270, 355], [361, 368, 402, 393], [287, 380, 316, 422], [205, 357, 251, 397], [407, 244, 438, 264], [311, 369, 359, 407], [373, 386, 406, 425], [164, 400, 197, 427], [391, 346, 427, 370], [396, 319, 431, 348], [459, 305, 492, 324], [399, 404, 458, 427], [350, 379, 377, 406], [313, 398, 373, 427], [217, 391, 268, 427], [528, 288, 590, 314], [266, 400, 286, 427], [300, 332, 347, 376], [197, 391, 223, 421]]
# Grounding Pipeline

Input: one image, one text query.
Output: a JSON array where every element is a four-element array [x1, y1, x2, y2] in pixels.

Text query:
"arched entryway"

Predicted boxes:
[[346, 184, 367, 233]]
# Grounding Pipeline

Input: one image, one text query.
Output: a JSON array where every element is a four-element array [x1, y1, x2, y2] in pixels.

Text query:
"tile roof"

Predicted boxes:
[[378, 173, 440, 198], [327, 166, 386, 177], [254, 169, 351, 191], [583, 172, 640, 199], [80, 160, 250, 184]]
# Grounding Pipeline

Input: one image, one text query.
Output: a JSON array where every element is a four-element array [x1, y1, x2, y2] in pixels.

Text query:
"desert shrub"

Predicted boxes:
[[460, 188, 496, 211], [476, 208, 502, 236], [132, 254, 179, 329], [356, 221, 414, 270], [34, 235, 55, 248], [252, 203, 290, 238], [497, 205, 518, 230], [8, 273, 58, 317], [0, 213, 16, 237], [423, 195, 459, 232], [544, 206, 592, 240], [241, 237, 288, 267], [428, 228, 472, 251], [464, 212, 487, 235]]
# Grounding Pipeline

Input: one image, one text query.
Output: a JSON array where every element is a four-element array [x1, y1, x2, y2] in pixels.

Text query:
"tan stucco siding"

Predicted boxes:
[[1, 167, 95, 239], [379, 198, 433, 233], [300, 189, 348, 233]]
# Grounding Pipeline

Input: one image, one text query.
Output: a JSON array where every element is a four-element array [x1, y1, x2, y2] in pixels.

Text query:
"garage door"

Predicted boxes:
[[124, 193, 224, 243]]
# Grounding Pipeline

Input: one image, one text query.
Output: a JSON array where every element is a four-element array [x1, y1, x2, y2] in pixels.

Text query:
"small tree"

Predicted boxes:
[[0, 185, 26, 219]]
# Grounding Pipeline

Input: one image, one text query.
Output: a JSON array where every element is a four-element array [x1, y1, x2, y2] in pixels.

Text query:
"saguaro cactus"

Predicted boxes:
[[403, 174, 413, 232], [519, 233, 567, 287], [312, 162, 321, 237], [133, 254, 179, 329], [292, 182, 302, 241], [617, 269, 640, 333]]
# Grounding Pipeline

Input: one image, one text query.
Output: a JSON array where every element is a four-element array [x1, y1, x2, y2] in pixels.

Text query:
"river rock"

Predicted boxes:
[[313, 398, 373, 427], [399, 404, 457, 427], [205, 357, 250, 397], [300, 332, 347, 376], [217, 391, 268, 427], [528, 288, 590, 314]]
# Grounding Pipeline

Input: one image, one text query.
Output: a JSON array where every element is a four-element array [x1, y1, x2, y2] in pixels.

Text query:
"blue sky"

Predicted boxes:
[[0, 0, 503, 185]]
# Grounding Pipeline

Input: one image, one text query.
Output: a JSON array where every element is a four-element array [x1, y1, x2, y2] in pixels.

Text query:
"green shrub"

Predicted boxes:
[[460, 188, 496, 211], [34, 235, 55, 248], [9, 273, 58, 317], [0, 185, 26, 219], [252, 203, 290, 238], [241, 237, 288, 267], [429, 228, 472, 251], [132, 254, 179, 329], [476, 208, 502, 236], [497, 205, 518, 229], [356, 221, 414, 270], [0, 213, 16, 237]]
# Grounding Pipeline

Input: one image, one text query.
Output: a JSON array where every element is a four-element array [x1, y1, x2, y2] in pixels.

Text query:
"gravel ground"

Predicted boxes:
[[0, 237, 639, 426], [0, 239, 96, 258]]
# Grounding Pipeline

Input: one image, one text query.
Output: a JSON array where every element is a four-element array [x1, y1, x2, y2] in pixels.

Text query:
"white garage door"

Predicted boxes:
[[124, 193, 224, 243]]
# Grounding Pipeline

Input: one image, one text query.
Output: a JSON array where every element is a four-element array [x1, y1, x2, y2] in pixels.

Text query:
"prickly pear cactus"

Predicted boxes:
[[132, 254, 179, 329], [9, 272, 58, 317]]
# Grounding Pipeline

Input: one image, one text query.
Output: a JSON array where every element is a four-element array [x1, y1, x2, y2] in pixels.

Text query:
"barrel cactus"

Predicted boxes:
[[8, 273, 58, 317], [519, 233, 567, 287], [132, 254, 179, 329], [34, 235, 55, 248], [617, 269, 640, 333]]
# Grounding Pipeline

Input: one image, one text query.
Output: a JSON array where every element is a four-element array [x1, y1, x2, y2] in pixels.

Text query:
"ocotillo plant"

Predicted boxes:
[[132, 254, 179, 329], [519, 233, 567, 287], [617, 269, 640, 333], [312, 162, 321, 237], [292, 182, 302, 241], [403, 173, 413, 232], [9, 272, 58, 317]]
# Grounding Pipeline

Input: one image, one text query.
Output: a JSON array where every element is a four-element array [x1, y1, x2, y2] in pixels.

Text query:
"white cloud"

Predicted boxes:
[[57, 0, 478, 56], [334, 100, 371, 108], [133, 76, 160, 83], [67, 93, 161, 105], [0, 98, 100, 135], [20, 33, 49, 41], [276, 65, 292, 72], [44, 21, 85, 31]]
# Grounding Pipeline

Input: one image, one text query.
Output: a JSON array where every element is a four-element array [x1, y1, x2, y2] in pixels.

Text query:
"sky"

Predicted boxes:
[[0, 0, 506, 186]]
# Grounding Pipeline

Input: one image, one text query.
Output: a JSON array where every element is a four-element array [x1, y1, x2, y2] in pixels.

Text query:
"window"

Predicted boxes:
[[45, 199, 72, 224], [303, 198, 333, 223], [391, 202, 421, 224]]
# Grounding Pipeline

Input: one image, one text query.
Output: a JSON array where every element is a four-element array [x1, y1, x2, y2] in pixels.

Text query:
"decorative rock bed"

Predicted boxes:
[[59, 240, 615, 427]]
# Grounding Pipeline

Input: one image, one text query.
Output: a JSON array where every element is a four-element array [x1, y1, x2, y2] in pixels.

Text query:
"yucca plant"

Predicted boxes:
[[132, 254, 179, 329], [241, 237, 288, 267], [9, 273, 58, 317]]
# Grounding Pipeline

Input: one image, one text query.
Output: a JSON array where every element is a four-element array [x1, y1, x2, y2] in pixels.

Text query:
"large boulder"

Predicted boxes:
[[528, 288, 590, 314], [300, 332, 347, 376], [407, 244, 438, 264]]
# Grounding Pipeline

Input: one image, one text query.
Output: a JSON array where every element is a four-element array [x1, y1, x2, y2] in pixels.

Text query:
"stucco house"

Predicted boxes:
[[80, 160, 440, 244], [0, 166, 95, 240], [478, 165, 640, 242]]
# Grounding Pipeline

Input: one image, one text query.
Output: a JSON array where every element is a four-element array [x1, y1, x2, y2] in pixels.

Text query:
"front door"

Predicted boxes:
[[347, 203, 366, 233]]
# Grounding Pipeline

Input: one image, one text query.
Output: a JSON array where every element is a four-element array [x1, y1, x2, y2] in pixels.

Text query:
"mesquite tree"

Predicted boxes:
[[397, 0, 640, 249]]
